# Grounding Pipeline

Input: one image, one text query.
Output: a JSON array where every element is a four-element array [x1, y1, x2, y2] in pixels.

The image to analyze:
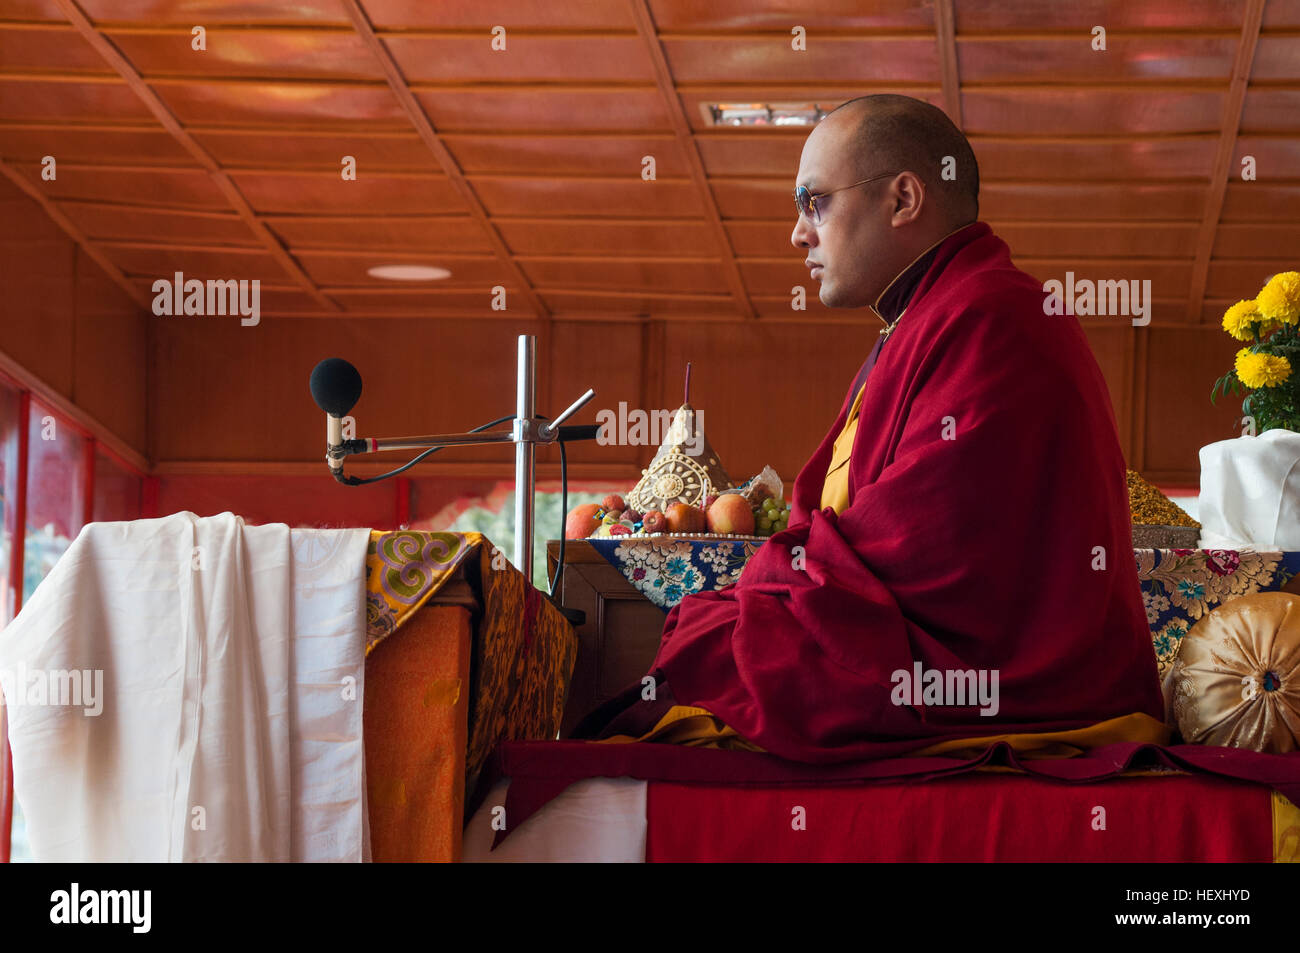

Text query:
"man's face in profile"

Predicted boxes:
[[791, 112, 898, 311]]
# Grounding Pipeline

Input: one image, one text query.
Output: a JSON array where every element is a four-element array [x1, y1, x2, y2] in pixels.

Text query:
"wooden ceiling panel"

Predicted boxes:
[[472, 175, 701, 217], [663, 36, 939, 84], [265, 215, 492, 253], [963, 89, 1225, 136], [1012, 256, 1193, 286], [980, 182, 1205, 220], [443, 133, 687, 176], [324, 288, 516, 313], [738, 258, 819, 296], [696, 133, 803, 176], [726, 221, 798, 257], [61, 202, 254, 245], [227, 171, 465, 214], [974, 137, 1217, 181], [497, 219, 713, 256], [680, 88, 946, 131], [1234, 135, 1300, 173], [363, 0, 637, 30], [0, 0, 64, 18], [730, 220, 1204, 260], [107, 29, 384, 81], [1263, 0, 1300, 26], [649, 0, 935, 31], [1212, 223, 1300, 259], [107, 243, 293, 282], [521, 257, 720, 294], [0, 78, 155, 121], [711, 178, 789, 219], [1206, 259, 1296, 298], [297, 251, 510, 288], [18, 164, 231, 208], [1220, 183, 1300, 221], [0, 24, 110, 72], [993, 222, 1200, 258], [544, 290, 739, 315], [74, 0, 350, 26], [752, 295, 874, 321], [0, 122, 191, 162], [417, 88, 669, 132], [385, 35, 655, 84], [957, 0, 1245, 31], [1239, 89, 1300, 132], [153, 81, 407, 126], [1253, 35, 1300, 80], [959, 36, 1235, 83], [190, 128, 438, 170], [138, 283, 325, 315]]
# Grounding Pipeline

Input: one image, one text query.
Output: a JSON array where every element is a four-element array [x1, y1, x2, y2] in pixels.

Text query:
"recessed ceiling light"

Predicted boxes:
[[705, 102, 826, 127], [367, 264, 452, 281]]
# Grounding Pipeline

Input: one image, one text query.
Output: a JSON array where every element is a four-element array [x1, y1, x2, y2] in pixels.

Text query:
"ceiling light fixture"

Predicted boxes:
[[705, 102, 827, 127], [367, 264, 452, 281]]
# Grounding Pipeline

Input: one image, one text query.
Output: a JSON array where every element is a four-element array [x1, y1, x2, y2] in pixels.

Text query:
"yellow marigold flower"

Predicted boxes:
[[1222, 299, 1262, 341], [1235, 348, 1292, 389], [1257, 271, 1300, 325]]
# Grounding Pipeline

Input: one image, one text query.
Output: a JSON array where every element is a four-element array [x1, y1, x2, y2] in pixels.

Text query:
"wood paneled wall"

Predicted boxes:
[[0, 175, 148, 458]]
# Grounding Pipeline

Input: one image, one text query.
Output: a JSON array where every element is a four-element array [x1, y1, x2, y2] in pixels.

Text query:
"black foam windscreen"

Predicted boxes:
[[309, 358, 363, 416]]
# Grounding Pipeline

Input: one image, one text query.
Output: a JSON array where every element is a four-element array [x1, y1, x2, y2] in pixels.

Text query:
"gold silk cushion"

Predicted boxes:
[[1168, 592, 1300, 753]]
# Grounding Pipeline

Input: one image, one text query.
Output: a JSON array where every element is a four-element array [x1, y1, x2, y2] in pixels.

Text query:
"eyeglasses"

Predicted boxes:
[[793, 171, 901, 225]]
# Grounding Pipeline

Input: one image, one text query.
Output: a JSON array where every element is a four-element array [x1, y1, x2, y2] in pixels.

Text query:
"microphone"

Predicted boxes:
[[310, 358, 363, 473]]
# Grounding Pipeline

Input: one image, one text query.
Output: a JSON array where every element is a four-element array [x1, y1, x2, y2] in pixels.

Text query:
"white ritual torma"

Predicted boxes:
[[0, 512, 371, 861]]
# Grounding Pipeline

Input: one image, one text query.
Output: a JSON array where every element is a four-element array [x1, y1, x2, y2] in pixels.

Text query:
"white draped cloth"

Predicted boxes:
[[0, 512, 371, 861], [1198, 430, 1300, 550]]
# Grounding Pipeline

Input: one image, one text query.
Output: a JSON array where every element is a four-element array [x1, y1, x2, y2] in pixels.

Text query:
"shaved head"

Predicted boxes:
[[791, 93, 981, 309], [830, 94, 979, 225]]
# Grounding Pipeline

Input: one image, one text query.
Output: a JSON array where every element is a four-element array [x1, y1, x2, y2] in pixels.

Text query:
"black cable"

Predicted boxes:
[[550, 438, 568, 599], [336, 414, 515, 486]]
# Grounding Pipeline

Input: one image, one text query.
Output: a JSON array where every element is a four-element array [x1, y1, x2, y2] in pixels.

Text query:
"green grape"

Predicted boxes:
[[762, 498, 777, 513], [758, 516, 772, 532]]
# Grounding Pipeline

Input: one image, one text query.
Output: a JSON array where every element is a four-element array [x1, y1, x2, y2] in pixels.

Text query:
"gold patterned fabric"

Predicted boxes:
[[1168, 592, 1300, 753], [1275, 792, 1300, 862], [364, 530, 578, 814]]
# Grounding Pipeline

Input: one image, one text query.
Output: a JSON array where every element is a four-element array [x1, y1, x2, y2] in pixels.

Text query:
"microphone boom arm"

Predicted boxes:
[[323, 336, 595, 584]]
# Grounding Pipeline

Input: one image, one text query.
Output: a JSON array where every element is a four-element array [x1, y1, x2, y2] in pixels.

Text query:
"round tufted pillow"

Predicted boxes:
[[1168, 591, 1300, 752]]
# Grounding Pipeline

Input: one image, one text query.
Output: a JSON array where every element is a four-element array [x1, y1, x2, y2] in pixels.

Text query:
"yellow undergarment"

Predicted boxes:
[[820, 378, 869, 515]]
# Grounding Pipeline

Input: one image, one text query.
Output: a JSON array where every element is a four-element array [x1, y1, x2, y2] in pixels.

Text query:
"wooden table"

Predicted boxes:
[[547, 540, 667, 736]]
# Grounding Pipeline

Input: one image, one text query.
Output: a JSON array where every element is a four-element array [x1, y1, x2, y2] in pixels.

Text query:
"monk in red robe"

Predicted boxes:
[[573, 94, 1167, 762]]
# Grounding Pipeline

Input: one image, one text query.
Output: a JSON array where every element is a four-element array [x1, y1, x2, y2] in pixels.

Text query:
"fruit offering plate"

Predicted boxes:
[[582, 534, 770, 611]]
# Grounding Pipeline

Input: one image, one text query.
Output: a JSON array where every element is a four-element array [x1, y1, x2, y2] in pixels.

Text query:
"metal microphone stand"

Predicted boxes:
[[327, 333, 594, 598]]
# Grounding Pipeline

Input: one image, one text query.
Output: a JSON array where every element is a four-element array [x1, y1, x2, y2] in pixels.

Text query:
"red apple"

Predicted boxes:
[[565, 503, 603, 539], [706, 494, 756, 535], [642, 510, 667, 534], [665, 501, 707, 534], [602, 493, 626, 514]]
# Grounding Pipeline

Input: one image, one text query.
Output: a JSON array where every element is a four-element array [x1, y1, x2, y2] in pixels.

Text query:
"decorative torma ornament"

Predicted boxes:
[[627, 362, 734, 513]]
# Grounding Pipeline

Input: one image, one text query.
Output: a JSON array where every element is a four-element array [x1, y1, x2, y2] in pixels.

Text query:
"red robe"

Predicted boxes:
[[641, 222, 1164, 762]]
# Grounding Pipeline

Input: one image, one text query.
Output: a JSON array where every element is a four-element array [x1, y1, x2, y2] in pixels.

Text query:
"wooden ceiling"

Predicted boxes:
[[0, 0, 1296, 329]]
